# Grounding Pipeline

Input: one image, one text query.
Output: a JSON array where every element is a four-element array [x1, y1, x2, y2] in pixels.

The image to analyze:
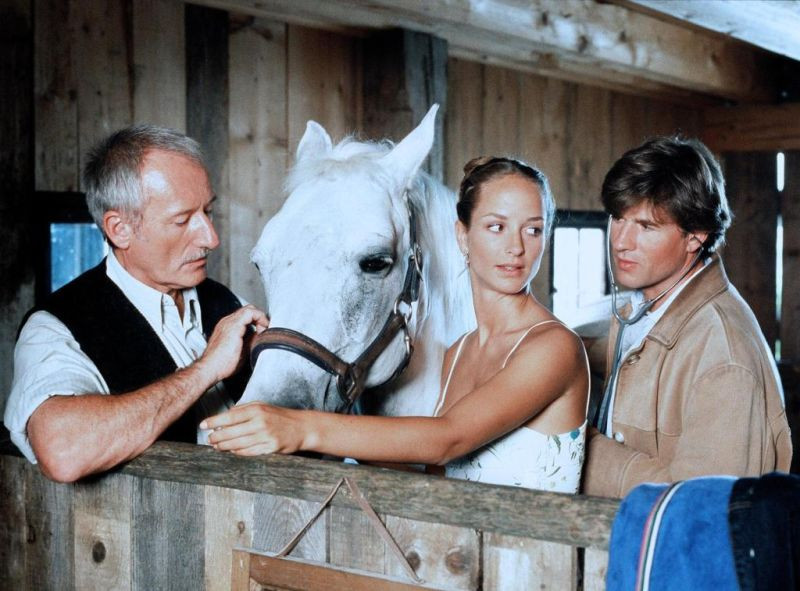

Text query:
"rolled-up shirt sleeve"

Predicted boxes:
[[4, 311, 108, 463]]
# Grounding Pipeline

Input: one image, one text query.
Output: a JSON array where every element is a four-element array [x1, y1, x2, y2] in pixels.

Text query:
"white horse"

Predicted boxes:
[[238, 105, 475, 417]]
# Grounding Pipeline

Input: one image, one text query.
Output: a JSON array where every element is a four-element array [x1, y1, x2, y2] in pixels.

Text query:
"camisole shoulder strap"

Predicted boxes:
[[502, 319, 593, 399], [501, 319, 565, 368], [433, 331, 471, 417]]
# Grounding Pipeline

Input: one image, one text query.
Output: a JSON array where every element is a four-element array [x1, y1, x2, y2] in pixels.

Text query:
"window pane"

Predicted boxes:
[[50, 223, 107, 292]]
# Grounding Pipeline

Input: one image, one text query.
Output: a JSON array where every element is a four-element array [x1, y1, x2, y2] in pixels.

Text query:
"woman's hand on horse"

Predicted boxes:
[[201, 402, 302, 455], [196, 306, 269, 384]]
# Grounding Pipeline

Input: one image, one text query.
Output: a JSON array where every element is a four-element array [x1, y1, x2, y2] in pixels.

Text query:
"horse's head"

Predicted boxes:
[[240, 106, 440, 412]]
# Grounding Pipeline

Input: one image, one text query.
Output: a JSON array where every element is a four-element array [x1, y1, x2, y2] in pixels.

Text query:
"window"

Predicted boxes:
[[36, 192, 107, 302], [550, 210, 609, 328]]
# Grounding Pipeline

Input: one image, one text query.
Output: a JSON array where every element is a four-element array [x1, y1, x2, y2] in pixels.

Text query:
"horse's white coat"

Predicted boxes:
[[240, 106, 475, 416]]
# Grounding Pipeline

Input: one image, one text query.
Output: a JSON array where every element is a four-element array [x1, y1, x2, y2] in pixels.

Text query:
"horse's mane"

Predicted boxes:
[[286, 136, 474, 346]]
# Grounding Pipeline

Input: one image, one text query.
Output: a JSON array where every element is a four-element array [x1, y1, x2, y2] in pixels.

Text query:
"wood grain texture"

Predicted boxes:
[[0, 455, 26, 589], [363, 28, 447, 180], [132, 478, 205, 589], [583, 547, 609, 591], [187, 0, 783, 103], [227, 16, 287, 309], [721, 152, 779, 350], [116, 442, 619, 549], [251, 492, 327, 561], [287, 24, 361, 156], [204, 486, 255, 591], [73, 473, 134, 590], [384, 516, 479, 590], [73, 0, 133, 186], [445, 58, 483, 189], [186, 3, 230, 285], [246, 551, 442, 590], [34, 0, 79, 191], [132, 0, 186, 129], [702, 103, 800, 153], [24, 465, 75, 589], [484, 533, 577, 591], [329, 505, 387, 573]]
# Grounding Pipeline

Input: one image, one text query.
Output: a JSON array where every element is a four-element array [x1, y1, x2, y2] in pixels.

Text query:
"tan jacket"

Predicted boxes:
[[583, 256, 792, 498]]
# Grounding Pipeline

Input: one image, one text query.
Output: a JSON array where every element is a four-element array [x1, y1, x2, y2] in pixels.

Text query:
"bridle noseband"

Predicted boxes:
[[249, 199, 423, 412]]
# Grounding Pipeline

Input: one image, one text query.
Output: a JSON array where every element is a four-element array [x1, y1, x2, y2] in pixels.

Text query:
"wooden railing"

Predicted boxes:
[[0, 442, 618, 590]]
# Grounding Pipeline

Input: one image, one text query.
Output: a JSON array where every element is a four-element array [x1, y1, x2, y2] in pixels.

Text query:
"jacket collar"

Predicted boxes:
[[646, 254, 730, 348]]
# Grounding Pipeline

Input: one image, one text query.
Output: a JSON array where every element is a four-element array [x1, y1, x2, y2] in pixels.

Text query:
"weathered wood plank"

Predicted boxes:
[[230, 548, 251, 591], [583, 547, 609, 591], [483, 533, 577, 591], [132, 478, 205, 589], [204, 486, 255, 591], [329, 504, 389, 575], [118, 443, 619, 549], [34, 0, 79, 191], [721, 152, 779, 350], [481, 65, 520, 159], [615, 0, 800, 62], [189, 0, 783, 103], [362, 28, 447, 180], [384, 517, 479, 590], [566, 84, 612, 211], [186, 3, 230, 285], [227, 16, 287, 309], [25, 464, 75, 589], [246, 550, 442, 590], [0, 0, 34, 406], [0, 455, 26, 589], [73, 0, 133, 187], [286, 24, 361, 156], [132, 0, 186, 129], [251, 493, 327, 561], [73, 473, 134, 590], [703, 103, 800, 153], [445, 58, 483, 189]]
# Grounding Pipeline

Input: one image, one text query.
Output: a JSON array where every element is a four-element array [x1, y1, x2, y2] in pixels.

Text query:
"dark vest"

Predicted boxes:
[[23, 260, 250, 443]]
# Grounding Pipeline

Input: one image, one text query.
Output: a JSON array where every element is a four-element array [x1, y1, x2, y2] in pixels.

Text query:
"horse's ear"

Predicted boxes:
[[380, 104, 438, 190], [296, 121, 332, 163]]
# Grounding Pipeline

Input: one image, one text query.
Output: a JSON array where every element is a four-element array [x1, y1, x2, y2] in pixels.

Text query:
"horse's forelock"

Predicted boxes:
[[285, 136, 394, 196]]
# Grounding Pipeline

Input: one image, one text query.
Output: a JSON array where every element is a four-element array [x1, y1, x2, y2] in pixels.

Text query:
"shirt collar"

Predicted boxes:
[[105, 251, 201, 332]]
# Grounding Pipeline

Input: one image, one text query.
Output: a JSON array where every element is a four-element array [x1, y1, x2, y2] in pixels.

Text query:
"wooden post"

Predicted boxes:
[[0, 0, 34, 411], [186, 4, 230, 284], [721, 152, 779, 350], [362, 29, 447, 181]]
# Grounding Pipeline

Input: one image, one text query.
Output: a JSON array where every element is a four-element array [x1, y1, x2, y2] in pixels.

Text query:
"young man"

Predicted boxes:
[[582, 136, 791, 498], [4, 126, 268, 483]]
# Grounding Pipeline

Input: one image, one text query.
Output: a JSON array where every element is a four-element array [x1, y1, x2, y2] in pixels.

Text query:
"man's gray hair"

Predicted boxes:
[[83, 125, 208, 232]]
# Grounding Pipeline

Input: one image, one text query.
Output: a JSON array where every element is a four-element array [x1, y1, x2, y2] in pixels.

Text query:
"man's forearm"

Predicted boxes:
[[28, 359, 218, 482]]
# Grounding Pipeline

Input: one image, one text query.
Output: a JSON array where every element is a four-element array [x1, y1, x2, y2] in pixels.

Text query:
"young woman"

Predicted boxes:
[[202, 157, 589, 493]]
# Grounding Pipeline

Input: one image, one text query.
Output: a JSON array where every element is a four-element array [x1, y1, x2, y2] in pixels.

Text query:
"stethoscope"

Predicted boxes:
[[594, 216, 705, 430]]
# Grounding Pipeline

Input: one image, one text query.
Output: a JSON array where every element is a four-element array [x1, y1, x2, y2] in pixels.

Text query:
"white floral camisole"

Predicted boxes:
[[434, 321, 587, 493]]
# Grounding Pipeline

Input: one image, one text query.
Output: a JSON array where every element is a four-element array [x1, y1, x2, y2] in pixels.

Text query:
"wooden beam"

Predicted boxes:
[[614, 0, 800, 63], [190, 0, 783, 104], [702, 103, 800, 152], [115, 441, 620, 550], [362, 29, 448, 180]]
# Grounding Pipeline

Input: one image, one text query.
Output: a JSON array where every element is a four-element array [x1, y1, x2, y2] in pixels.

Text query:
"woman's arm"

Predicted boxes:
[[202, 325, 586, 463]]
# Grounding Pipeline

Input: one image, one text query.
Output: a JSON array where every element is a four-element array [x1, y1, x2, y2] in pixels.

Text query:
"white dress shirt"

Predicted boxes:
[[4, 252, 234, 462]]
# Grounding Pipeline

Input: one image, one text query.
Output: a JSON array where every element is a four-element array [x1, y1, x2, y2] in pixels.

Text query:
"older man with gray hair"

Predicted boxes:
[[5, 125, 267, 483]]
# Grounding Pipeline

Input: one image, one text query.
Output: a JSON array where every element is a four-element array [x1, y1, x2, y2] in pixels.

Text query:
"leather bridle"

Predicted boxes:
[[249, 199, 423, 412]]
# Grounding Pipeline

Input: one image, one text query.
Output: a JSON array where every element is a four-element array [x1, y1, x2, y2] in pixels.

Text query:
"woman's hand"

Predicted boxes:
[[200, 402, 303, 456]]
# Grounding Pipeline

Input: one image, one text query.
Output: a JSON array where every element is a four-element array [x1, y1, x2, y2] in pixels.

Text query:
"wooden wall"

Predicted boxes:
[[2, 0, 705, 408]]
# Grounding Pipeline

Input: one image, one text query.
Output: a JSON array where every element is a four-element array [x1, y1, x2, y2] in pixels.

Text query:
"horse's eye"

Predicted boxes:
[[359, 255, 393, 274]]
